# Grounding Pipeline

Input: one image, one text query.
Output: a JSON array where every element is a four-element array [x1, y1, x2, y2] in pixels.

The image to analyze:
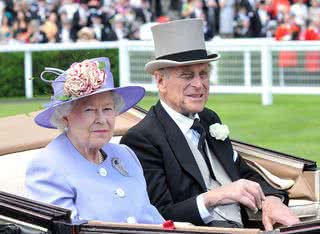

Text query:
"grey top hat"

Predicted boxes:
[[145, 19, 220, 74]]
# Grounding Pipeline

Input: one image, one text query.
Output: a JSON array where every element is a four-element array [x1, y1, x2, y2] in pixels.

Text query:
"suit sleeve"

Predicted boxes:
[[121, 129, 205, 225]]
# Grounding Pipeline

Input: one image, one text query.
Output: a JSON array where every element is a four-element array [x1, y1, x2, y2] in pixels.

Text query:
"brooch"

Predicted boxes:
[[111, 157, 129, 177]]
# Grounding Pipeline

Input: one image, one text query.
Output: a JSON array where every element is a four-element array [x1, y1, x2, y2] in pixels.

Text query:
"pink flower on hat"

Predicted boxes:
[[64, 60, 105, 98]]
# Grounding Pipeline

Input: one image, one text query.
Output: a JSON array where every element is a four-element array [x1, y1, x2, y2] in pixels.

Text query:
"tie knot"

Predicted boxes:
[[191, 118, 205, 135]]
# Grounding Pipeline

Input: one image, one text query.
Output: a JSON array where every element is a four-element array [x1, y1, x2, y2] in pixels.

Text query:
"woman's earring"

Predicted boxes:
[[64, 126, 68, 132]]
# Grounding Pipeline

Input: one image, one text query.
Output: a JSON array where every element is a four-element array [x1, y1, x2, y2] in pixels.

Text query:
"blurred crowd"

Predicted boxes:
[[0, 0, 320, 44]]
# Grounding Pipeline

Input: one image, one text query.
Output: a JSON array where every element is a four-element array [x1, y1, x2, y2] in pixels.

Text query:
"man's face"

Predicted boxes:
[[155, 63, 210, 115]]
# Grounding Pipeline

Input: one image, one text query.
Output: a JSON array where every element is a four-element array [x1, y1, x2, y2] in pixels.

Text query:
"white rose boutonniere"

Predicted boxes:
[[209, 123, 229, 141]]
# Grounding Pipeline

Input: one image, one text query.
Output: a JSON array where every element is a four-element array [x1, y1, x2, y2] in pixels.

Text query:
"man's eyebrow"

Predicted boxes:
[[177, 71, 193, 77], [179, 69, 193, 74]]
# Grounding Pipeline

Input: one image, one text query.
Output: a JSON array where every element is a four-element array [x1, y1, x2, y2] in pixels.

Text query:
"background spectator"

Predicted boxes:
[[76, 26, 97, 42], [111, 14, 128, 40], [26, 19, 48, 43], [303, 19, 320, 72], [42, 11, 59, 42], [219, 0, 236, 37], [290, 0, 308, 29], [257, 0, 274, 37], [205, 0, 219, 37], [275, 12, 299, 86], [0, 14, 13, 43], [234, 5, 250, 37], [308, 0, 320, 26], [71, 0, 90, 41], [56, 10, 72, 42], [12, 10, 29, 40]]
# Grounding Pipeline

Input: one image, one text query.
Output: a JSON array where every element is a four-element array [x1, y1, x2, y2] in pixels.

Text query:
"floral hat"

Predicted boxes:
[[35, 57, 145, 129]]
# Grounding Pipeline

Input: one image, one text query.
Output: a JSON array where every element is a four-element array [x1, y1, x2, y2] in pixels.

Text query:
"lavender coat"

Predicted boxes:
[[25, 134, 164, 224]]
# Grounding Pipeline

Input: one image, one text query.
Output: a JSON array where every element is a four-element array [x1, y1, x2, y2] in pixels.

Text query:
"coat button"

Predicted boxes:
[[99, 168, 107, 176], [116, 188, 125, 197], [127, 216, 137, 224]]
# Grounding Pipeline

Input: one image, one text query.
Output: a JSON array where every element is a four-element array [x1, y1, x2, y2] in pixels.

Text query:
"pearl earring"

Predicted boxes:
[[64, 126, 68, 132]]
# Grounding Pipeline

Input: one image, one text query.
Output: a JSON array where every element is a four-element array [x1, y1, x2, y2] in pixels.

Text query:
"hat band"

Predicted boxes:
[[156, 49, 208, 62]]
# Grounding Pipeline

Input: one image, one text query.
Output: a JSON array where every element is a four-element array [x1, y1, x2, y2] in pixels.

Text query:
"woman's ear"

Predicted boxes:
[[62, 116, 69, 129]]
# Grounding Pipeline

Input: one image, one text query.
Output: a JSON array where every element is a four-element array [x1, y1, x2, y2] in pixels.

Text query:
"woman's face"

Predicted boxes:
[[48, 12, 57, 22], [64, 92, 117, 151], [17, 11, 25, 20], [2, 15, 8, 25]]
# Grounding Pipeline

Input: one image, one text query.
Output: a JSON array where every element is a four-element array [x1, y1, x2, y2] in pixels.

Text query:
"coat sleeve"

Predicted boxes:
[[121, 144, 165, 223], [121, 128, 205, 225], [25, 155, 80, 220]]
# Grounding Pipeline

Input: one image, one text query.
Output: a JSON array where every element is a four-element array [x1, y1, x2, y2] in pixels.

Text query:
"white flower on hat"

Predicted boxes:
[[209, 123, 229, 141]]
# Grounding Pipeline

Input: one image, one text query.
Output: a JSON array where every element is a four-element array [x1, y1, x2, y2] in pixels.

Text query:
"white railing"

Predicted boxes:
[[1, 39, 320, 105]]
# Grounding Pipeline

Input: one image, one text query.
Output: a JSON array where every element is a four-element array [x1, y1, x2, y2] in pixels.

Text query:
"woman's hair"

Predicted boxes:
[[50, 102, 73, 132], [50, 92, 125, 132], [113, 91, 125, 113]]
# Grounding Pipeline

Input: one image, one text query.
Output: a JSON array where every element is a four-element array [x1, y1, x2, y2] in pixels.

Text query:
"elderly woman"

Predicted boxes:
[[25, 57, 164, 224]]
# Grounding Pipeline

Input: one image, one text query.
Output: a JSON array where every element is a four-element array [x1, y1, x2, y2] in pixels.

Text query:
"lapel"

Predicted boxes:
[[199, 112, 240, 181], [154, 102, 207, 190]]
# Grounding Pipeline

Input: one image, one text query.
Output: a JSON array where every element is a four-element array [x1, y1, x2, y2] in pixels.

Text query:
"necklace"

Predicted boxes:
[[98, 150, 105, 164], [98, 153, 103, 164]]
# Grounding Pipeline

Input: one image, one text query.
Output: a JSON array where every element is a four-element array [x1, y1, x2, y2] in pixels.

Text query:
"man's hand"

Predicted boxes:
[[262, 196, 300, 231], [203, 179, 265, 211]]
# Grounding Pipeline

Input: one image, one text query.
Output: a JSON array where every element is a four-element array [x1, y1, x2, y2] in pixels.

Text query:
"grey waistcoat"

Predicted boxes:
[[185, 136, 243, 226]]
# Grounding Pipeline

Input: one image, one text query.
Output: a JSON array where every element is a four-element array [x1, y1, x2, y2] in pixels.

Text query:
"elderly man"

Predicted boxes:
[[121, 19, 299, 230]]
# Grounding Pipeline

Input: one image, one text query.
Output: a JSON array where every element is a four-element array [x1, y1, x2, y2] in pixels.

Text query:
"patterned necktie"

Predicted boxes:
[[191, 119, 216, 180]]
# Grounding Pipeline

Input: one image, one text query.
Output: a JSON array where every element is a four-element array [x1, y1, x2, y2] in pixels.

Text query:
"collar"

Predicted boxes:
[[160, 100, 200, 135]]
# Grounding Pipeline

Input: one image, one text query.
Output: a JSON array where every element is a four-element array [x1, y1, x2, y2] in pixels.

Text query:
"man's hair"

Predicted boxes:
[[50, 92, 124, 131], [157, 67, 172, 78]]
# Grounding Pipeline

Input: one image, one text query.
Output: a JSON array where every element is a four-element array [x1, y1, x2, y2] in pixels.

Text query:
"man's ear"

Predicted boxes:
[[154, 70, 167, 94]]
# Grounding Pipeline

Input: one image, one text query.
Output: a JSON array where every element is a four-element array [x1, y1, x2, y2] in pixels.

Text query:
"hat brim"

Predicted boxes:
[[34, 86, 145, 129], [145, 53, 220, 74]]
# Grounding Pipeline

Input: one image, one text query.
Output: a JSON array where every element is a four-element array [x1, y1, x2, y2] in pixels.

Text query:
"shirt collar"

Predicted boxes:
[[160, 100, 200, 135]]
